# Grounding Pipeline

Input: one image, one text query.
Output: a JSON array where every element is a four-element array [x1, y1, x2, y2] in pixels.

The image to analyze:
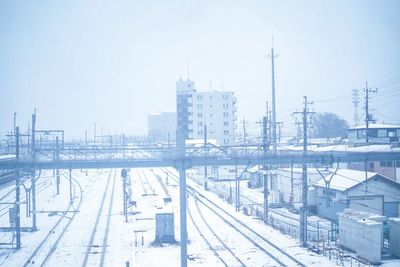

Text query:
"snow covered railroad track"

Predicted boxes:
[[138, 169, 155, 196], [81, 169, 116, 267], [165, 169, 306, 267], [187, 197, 247, 267], [0, 177, 52, 218], [189, 189, 306, 267], [23, 172, 83, 267]]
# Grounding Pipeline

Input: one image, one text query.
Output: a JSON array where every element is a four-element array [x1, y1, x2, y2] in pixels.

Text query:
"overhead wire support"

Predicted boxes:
[[352, 89, 360, 127], [292, 96, 315, 247], [267, 40, 278, 156], [363, 81, 378, 143]]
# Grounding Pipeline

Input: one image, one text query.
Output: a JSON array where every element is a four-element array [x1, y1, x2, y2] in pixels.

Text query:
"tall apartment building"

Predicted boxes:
[[148, 112, 176, 141], [176, 78, 237, 145]]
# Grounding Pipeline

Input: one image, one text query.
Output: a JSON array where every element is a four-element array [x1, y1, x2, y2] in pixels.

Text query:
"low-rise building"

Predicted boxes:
[[313, 169, 400, 221]]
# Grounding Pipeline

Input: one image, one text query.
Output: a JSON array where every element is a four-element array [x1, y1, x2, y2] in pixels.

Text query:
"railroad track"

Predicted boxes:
[[23, 171, 83, 267], [138, 169, 155, 196], [188, 171, 331, 233], [81, 169, 116, 267], [187, 196, 247, 267], [0, 173, 52, 218], [166, 169, 306, 267]]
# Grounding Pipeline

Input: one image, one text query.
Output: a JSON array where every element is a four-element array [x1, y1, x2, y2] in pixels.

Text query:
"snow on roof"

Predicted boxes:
[[308, 144, 400, 153], [349, 123, 400, 130], [0, 154, 15, 160], [313, 169, 379, 191]]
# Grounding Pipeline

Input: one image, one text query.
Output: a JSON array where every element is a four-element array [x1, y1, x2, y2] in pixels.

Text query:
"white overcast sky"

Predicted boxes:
[[1, 0, 399, 139]]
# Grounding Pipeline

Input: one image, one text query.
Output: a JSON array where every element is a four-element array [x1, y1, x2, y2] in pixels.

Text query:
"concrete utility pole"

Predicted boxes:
[[352, 89, 359, 126], [268, 44, 278, 156], [15, 127, 21, 249], [56, 136, 60, 195], [262, 103, 269, 224], [242, 118, 247, 146], [31, 112, 37, 230], [204, 121, 208, 190], [364, 82, 377, 143], [176, 92, 188, 267], [13, 112, 17, 135], [293, 96, 314, 247]]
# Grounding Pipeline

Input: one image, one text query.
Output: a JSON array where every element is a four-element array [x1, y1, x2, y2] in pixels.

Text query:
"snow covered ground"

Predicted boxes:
[[0, 167, 398, 266]]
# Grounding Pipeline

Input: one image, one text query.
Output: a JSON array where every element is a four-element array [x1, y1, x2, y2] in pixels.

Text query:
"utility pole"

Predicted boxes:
[[15, 127, 21, 249], [242, 118, 247, 146], [262, 102, 270, 224], [204, 121, 208, 190], [293, 96, 314, 247], [267, 43, 278, 156], [56, 136, 60, 195], [13, 112, 17, 135], [364, 82, 377, 143], [94, 123, 96, 159], [352, 89, 359, 126], [31, 111, 37, 230], [176, 90, 188, 267]]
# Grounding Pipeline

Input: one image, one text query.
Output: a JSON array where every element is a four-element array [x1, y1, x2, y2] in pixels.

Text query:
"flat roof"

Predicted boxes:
[[349, 123, 400, 130]]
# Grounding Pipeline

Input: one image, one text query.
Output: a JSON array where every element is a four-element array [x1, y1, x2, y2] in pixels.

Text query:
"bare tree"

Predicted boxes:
[[312, 112, 348, 138]]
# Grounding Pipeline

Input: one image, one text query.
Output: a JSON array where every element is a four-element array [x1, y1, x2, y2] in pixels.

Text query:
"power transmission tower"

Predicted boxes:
[[293, 96, 314, 247], [363, 82, 377, 143], [352, 89, 359, 126]]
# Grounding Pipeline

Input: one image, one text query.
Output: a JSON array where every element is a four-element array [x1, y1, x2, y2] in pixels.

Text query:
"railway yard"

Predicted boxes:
[[0, 167, 341, 266]]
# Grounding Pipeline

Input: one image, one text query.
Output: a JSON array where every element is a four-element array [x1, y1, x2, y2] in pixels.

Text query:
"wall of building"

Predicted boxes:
[[348, 177, 400, 217], [176, 79, 237, 145], [276, 168, 328, 204], [347, 161, 400, 181], [148, 112, 176, 141], [191, 91, 236, 145], [316, 176, 400, 220]]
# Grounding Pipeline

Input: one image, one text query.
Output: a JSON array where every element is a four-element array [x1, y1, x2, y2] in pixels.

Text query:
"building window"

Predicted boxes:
[[210, 104, 213, 108], [197, 113, 203, 118], [223, 112, 229, 117], [224, 130, 229, 135], [224, 121, 229, 126], [197, 95, 202, 100], [197, 122, 203, 126], [223, 95, 229, 99], [210, 113, 213, 117], [223, 103, 229, 108], [198, 130, 203, 135], [224, 139, 229, 144], [197, 104, 202, 109]]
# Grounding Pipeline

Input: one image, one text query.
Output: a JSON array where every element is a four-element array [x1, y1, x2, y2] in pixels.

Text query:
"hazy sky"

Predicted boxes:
[[1, 0, 399, 139]]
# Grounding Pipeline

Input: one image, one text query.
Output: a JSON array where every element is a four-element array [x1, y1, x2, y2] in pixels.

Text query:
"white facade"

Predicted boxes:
[[176, 79, 237, 145], [148, 112, 176, 141]]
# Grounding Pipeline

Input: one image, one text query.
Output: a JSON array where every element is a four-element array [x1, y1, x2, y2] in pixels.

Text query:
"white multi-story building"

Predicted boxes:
[[176, 78, 237, 145], [148, 112, 176, 141]]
